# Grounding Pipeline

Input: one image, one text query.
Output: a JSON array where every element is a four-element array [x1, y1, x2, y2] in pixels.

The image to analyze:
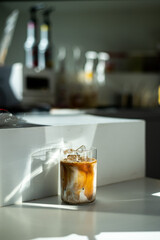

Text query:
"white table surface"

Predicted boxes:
[[17, 112, 141, 126], [0, 178, 160, 240]]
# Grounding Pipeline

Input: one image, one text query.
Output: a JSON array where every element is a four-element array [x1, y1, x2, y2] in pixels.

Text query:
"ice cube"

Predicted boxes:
[[67, 154, 80, 162], [76, 145, 86, 153], [64, 148, 74, 155]]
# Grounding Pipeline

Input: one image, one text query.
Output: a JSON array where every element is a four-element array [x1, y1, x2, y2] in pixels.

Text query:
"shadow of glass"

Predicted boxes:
[[20, 178, 160, 217], [22, 146, 61, 202]]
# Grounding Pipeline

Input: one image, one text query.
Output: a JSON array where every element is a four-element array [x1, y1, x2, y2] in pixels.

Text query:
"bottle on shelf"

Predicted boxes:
[[56, 47, 69, 108], [68, 46, 86, 108], [158, 85, 160, 106], [24, 4, 44, 69], [72, 46, 82, 75], [96, 52, 110, 86], [70, 50, 98, 108], [38, 8, 54, 70], [96, 52, 110, 107], [84, 51, 97, 84], [96, 51, 118, 107], [83, 51, 98, 107]]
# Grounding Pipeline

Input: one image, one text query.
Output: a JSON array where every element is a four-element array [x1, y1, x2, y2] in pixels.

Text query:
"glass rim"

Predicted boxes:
[[61, 146, 97, 153]]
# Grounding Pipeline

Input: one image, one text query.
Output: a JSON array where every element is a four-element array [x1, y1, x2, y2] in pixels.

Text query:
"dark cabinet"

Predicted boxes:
[[91, 108, 160, 179]]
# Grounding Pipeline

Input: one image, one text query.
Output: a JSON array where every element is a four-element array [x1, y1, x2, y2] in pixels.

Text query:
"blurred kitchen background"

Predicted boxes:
[[1, 0, 160, 179], [0, 0, 160, 112]]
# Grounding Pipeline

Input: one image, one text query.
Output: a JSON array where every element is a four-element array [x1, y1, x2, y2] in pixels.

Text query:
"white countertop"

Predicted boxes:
[[0, 178, 160, 240], [17, 112, 142, 126]]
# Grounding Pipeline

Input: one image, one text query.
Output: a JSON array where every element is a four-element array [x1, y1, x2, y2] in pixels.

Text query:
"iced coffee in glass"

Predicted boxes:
[[60, 146, 97, 204]]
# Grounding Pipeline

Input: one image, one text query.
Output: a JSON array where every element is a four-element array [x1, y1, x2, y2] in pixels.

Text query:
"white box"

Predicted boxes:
[[0, 114, 145, 206]]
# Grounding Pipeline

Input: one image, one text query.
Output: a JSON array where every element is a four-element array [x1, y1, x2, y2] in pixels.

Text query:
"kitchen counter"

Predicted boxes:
[[0, 177, 160, 240]]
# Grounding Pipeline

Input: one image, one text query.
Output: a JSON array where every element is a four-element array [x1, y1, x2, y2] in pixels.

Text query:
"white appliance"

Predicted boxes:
[[22, 65, 55, 106], [0, 63, 22, 107], [0, 63, 55, 108]]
